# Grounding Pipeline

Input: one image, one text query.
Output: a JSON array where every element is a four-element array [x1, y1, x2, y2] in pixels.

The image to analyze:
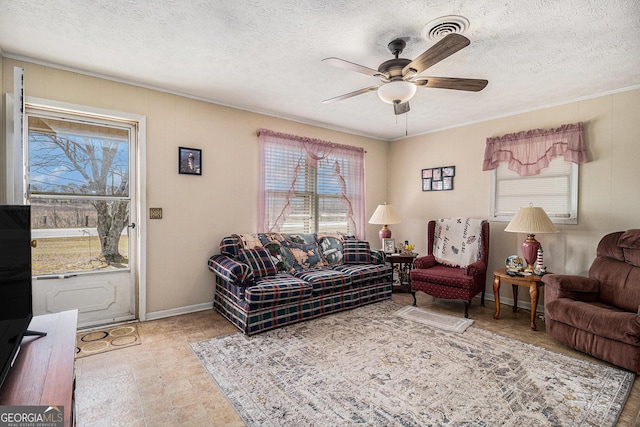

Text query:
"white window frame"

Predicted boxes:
[[489, 158, 579, 224]]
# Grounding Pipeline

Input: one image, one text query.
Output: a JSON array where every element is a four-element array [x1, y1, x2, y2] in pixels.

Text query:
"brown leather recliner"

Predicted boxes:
[[543, 229, 640, 372]]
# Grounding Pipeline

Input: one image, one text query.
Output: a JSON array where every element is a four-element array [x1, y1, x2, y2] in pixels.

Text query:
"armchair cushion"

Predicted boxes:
[[546, 299, 640, 346]]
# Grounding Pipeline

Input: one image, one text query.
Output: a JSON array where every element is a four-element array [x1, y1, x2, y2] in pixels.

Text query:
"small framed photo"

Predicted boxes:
[[421, 168, 433, 179], [422, 178, 432, 191], [442, 166, 456, 177], [179, 147, 202, 175], [432, 180, 444, 191], [432, 167, 442, 181], [443, 177, 453, 190], [382, 238, 396, 254]]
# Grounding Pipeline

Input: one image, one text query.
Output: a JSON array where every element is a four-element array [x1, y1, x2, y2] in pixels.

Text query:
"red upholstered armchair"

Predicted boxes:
[[543, 229, 640, 372], [410, 218, 490, 318]]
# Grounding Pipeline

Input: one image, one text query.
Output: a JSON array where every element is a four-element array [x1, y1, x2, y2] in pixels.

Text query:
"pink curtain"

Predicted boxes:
[[482, 122, 588, 176], [257, 128, 366, 239]]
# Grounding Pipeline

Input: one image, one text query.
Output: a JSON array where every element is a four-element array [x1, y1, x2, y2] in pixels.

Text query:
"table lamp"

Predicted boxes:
[[504, 204, 558, 272], [368, 203, 401, 240]]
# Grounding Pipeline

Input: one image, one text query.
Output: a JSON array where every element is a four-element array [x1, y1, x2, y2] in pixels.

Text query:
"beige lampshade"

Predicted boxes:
[[368, 204, 401, 225], [504, 205, 558, 234]]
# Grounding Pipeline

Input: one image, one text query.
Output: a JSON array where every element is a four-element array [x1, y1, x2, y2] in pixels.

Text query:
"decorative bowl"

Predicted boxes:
[[505, 255, 524, 271]]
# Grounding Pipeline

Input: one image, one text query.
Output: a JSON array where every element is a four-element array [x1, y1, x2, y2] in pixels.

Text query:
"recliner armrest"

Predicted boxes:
[[414, 255, 436, 269], [542, 274, 600, 300]]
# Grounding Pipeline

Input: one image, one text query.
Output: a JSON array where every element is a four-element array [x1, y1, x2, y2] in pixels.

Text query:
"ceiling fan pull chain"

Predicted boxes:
[[403, 112, 411, 136]]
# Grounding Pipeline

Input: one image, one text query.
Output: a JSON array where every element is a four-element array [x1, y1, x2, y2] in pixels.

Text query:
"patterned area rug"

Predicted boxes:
[[191, 300, 634, 426], [394, 305, 473, 332], [76, 324, 140, 358]]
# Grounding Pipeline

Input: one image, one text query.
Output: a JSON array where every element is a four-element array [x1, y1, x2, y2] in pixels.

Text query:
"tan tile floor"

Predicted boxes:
[[75, 292, 640, 426]]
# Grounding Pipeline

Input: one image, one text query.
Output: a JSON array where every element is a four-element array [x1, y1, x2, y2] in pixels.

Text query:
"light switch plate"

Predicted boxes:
[[149, 208, 163, 219]]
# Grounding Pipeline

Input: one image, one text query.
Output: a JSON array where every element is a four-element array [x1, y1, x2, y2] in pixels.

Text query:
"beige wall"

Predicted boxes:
[[1, 59, 390, 315], [388, 88, 640, 307]]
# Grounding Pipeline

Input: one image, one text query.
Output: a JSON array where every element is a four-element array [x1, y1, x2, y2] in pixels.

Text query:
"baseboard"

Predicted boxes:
[[478, 294, 545, 314], [145, 302, 213, 321]]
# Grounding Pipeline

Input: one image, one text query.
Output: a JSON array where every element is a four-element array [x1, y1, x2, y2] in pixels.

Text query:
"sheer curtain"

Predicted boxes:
[[482, 122, 588, 176], [257, 129, 366, 238]]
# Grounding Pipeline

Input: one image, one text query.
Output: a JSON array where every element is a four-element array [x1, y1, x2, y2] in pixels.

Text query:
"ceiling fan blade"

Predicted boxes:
[[322, 57, 388, 80], [322, 85, 380, 103], [402, 33, 470, 76], [393, 101, 410, 115], [414, 77, 488, 92]]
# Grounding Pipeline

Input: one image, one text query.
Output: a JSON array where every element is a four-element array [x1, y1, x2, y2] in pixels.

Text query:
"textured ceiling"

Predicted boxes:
[[1, 0, 639, 141]]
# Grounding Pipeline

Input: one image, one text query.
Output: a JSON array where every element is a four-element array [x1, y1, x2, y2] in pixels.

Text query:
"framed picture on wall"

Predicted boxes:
[[179, 147, 202, 175], [422, 178, 432, 191]]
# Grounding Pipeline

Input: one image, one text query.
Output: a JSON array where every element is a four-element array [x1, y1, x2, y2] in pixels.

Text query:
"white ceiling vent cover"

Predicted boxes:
[[422, 16, 470, 41]]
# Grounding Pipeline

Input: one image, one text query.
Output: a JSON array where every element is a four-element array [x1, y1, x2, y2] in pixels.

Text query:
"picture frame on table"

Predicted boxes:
[[178, 147, 202, 175], [382, 238, 396, 254]]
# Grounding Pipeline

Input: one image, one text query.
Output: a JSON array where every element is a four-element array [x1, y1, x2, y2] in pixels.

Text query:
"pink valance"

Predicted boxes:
[[482, 122, 588, 176]]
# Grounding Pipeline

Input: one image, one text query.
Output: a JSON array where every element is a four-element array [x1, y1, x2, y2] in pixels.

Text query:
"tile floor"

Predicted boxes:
[[74, 292, 640, 426]]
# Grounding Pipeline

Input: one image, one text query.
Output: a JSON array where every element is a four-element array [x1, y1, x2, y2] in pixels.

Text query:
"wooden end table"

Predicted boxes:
[[492, 268, 548, 331], [387, 253, 417, 293]]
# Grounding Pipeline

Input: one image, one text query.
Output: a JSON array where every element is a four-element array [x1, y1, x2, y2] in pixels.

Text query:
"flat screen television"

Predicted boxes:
[[0, 205, 43, 390]]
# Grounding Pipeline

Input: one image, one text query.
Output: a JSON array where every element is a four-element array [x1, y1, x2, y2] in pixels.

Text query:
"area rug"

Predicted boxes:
[[76, 323, 140, 358], [191, 300, 634, 426], [394, 305, 473, 332]]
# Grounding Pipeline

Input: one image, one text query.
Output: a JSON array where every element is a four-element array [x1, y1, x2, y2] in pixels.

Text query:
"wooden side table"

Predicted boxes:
[[492, 268, 548, 331], [387, 253, 417, 292]]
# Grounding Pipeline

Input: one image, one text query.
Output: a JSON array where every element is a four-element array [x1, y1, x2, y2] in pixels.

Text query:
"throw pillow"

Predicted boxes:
[[284, 241, 327, 271], [318, 236, 344, 266], [238, 247, 278, 277], [343, 240, 371, 264]]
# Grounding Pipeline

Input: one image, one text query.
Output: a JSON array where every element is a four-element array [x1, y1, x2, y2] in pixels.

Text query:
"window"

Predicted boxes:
[[258, 129, 365, 237], [484, 122, 587, 224], [490, 158, 578, 224], [25, 106, 137, 274]]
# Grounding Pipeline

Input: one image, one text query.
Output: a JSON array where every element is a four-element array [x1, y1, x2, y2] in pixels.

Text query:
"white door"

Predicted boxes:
[[24, 106, 139, 328]]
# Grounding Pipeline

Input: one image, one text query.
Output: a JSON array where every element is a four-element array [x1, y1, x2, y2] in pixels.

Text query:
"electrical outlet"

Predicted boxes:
[[149, 208, 163, 219]]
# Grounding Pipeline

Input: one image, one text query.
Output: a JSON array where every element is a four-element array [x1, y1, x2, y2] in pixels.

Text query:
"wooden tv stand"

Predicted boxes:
[[0, 310, 78, 427]]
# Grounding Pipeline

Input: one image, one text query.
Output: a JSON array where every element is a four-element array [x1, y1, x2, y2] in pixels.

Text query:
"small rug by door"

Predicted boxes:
[[76, 324, 140, 358], [191, 300, 634, 427], [394, 305, 473, 332]]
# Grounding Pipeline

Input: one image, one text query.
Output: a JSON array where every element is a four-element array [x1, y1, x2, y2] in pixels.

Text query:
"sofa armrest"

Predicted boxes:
[[208, 254, 253, 286], [370, 249, 386, 264], [542, 274, 600, 301], [465, 260, 486, 277], [414, 255, 436, 269]]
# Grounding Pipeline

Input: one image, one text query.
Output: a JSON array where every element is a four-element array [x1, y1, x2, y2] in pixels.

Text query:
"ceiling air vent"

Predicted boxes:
[[421, 15, 470, 42]]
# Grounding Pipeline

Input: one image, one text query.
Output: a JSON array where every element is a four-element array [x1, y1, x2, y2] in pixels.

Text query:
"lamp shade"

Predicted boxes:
[[368, 204, 401, 225], [504, 206, 558, 234], [368, 203, 401, 240], [377, 81, 417, 104]]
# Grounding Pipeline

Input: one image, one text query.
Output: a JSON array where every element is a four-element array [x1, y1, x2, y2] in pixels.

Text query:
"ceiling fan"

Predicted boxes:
[[322, 33, 488, 115]]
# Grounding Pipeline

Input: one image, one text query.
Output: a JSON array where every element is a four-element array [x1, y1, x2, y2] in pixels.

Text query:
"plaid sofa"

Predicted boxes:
[[208, 232, 392, 335]]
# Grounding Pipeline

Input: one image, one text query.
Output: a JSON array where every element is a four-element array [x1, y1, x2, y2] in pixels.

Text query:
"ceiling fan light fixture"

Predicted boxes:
[[377, 81, 416, 104]]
